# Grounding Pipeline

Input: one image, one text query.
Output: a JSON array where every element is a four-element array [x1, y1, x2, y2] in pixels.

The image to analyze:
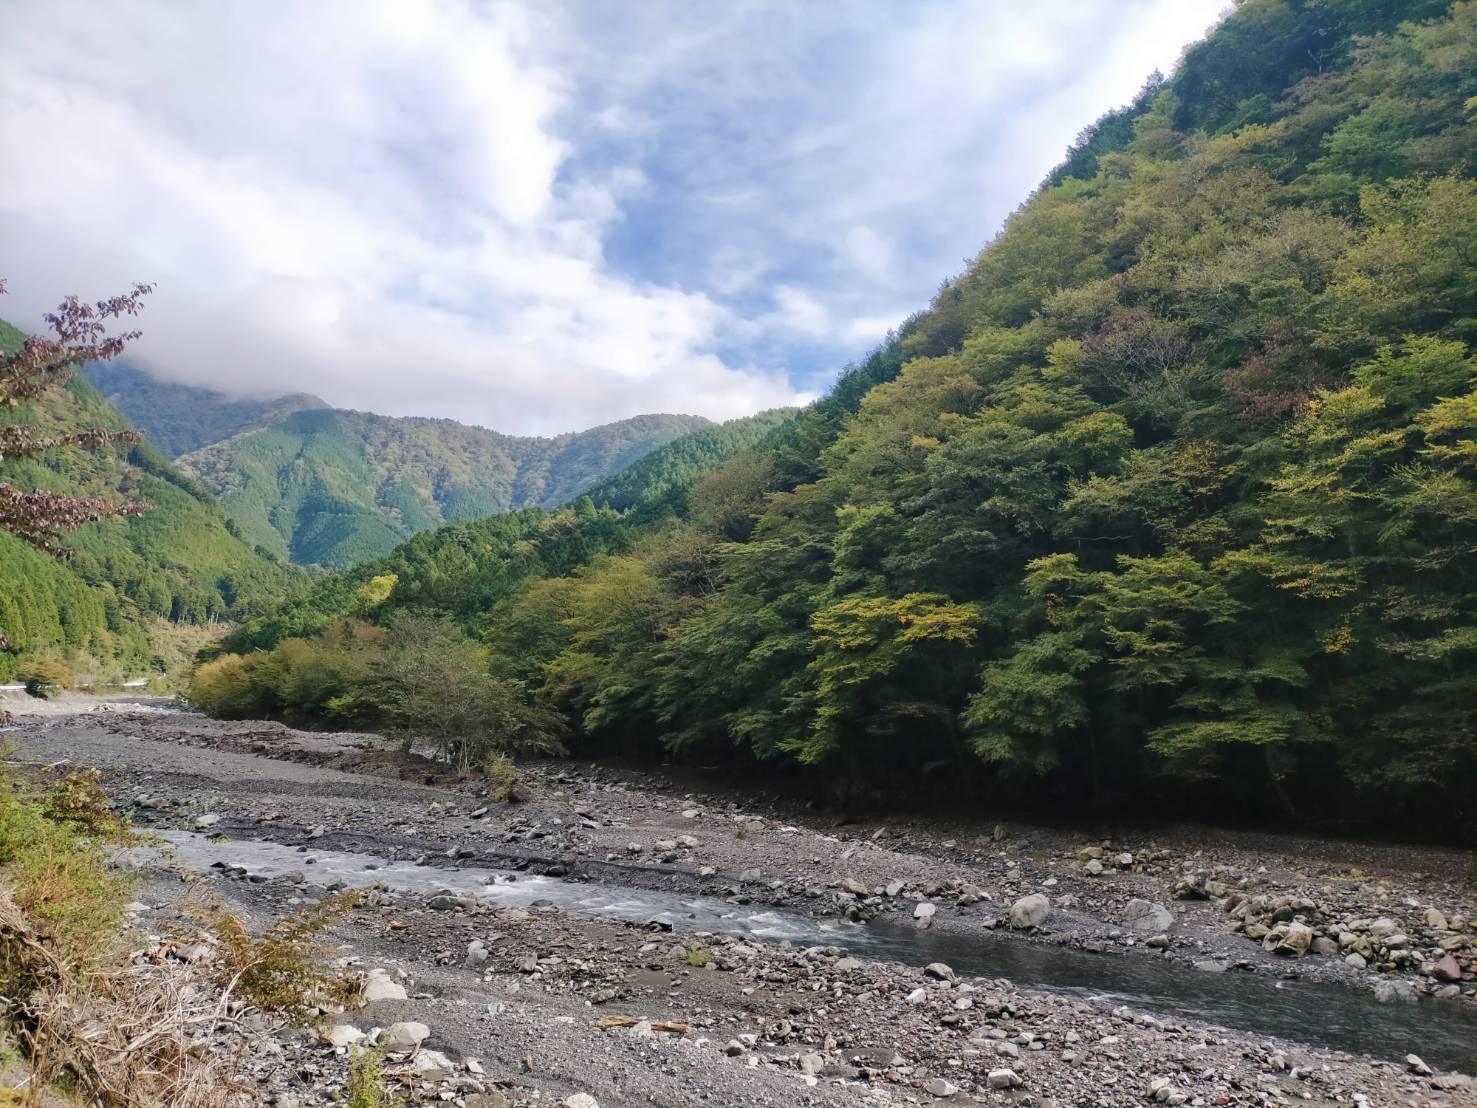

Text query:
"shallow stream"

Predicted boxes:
[[142, 830, 1477, 1073]]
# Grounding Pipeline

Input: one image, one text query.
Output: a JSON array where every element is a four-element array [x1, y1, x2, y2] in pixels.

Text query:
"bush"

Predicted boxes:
[[206, 892, 362, 1022], [482, 752, 520, 803], [18, 656, 71, 699]]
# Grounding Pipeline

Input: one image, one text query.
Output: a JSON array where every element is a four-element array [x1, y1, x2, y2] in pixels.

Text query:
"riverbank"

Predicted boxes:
[[6, 696, 1476, 1105]]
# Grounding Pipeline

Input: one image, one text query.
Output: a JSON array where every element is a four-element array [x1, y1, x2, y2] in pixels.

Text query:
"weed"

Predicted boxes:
[[482, 752, 520, 803], [346, 1047, 392, 1108], [207, 892, 363, 1022]]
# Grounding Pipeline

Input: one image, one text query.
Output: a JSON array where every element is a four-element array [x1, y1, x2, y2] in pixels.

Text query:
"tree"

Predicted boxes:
[[0, 280, 153, 557]]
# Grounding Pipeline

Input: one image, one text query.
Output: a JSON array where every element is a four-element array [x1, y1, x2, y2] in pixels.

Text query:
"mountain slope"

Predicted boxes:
[[177, 408, 711, 569], [84, 361, 328, 457], [0, 321, 299, 681], [218, 0, 1477, 832]]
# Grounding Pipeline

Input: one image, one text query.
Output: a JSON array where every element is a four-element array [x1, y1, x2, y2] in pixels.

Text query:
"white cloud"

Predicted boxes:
[[0, 0, 804, 434], [0, 0, 1226, 433]]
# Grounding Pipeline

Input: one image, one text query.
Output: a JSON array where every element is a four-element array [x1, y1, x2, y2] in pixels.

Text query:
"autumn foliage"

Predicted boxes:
[[0, 279, 152, 558]]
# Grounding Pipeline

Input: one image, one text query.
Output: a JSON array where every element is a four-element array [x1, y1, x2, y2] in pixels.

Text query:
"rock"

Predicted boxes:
[[840, 877, 869, 896], [1083, 858, 1103, 876], [1193, 960, 1227, 972], [1115, 852, 1134, 867], [1148, 1077, 1180, 1102], [1008, 893, 1050, 930], [798, 1053, 825, 1075], [1426, 908, 1450, 931], [361, 973, 408, 1003], [465, 941, 489, 969], [905, 988, 926, 1004], [319, 1024, 363, 1048], [1266, 921, 1313, 958], [724, 1040, 745, 1056], [1374, 979, 1419, 1004], [1310, 935, 1339, 957], [1122, 899, 1174, 933], [426, 893, 476, 911], [1433, 953, 1463, 982], [835, 956, 862, 972], [923, 962, 955, 982], [924, 1077, 958, 1097], [987, 1068, 1022, 1089], [193, 814, 220, 829], [913, 902, 937, 921], [380, 1021, 430, 1053], [1407, 1054, 1433, 1076], [565, 1096, 600, 1108], [411, 1049, 454, 1078]]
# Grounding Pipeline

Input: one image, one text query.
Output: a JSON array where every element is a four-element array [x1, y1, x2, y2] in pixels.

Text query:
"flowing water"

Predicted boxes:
[[139, 830, 1477, 1073]]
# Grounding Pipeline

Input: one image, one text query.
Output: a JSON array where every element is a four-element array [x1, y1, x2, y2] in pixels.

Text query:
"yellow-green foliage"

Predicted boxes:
[[0, 763, 131, 984], [206, 892, 362, 1022], [481, 752, 519, 802], [346, 1047, 392, 1108]]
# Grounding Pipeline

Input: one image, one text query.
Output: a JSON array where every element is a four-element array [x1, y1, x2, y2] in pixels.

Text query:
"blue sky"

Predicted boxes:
[[0, 0, 1225, 435]]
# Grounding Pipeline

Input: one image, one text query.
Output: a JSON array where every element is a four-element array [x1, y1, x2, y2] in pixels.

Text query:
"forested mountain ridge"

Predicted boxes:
[[0, 320, 298, 683], [83, 361, 329, 458], [202, 0, 1477, 833], [176, 408, 713, 569]]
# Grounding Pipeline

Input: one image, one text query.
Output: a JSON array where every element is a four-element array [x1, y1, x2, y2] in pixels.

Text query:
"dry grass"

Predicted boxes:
[[0, 887, 247, 1107]]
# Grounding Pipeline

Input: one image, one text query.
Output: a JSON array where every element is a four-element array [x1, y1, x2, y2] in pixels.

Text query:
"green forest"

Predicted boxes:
[[0, 320, 297, 683], [177, 407, 712, 568], [133, 0, 1477, 833]]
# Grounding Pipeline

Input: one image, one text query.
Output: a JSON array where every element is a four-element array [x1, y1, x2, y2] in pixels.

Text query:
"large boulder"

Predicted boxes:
[[1122, 899, 1174, 933], [1265, 921, 1313, 957], [360, 971, 407, 1003], [380, 1021, 430, 1054], [1008, 893, 1051, 930]]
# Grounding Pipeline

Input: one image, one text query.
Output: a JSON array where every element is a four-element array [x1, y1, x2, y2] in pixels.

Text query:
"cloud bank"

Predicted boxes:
[[0, 0, 1222, 434]]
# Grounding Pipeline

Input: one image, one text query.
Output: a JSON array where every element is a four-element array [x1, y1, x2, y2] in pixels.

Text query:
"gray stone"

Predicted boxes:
[[319, 1024, 363, 1048], [924, 1077, 958, 1097], [1426, 908, 1450, 931], [1122, 899, 1174, 933], [923, 962, 955, 982], [1008, 893, 1051, 930], [798, 1053, 825, 1075], [987, 1068, 1022, 1089], [565, 1096, 600, 1108], [380, 1021, 430, 1054], [361, 973, 407, 1003], [1374, 979, 1419, 1004], [426, 893, 476, 911], [913, 901, 937, 921]]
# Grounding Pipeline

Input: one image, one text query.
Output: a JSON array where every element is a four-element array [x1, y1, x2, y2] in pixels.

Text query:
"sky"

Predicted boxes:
[[0, 0, 1226, 436]]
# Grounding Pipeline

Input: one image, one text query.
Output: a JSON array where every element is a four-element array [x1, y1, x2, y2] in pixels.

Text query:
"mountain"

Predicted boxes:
[[176, 408, 712, 569], [84, 361, 329, 458], [220, 0, 1477, 833], [0, 321, 298, 683]]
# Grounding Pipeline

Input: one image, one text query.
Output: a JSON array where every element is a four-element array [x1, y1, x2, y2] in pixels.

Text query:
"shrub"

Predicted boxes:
[[482, 752, 520, 803], [206, 892, 363, 1022], [346, 1047, 392, 1108], [18, 656, 71, 699]]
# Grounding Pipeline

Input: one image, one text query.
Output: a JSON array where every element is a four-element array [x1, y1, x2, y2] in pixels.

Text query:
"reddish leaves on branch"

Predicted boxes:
[[0, 279, 154, 557], [0, 483, 147, 559]]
